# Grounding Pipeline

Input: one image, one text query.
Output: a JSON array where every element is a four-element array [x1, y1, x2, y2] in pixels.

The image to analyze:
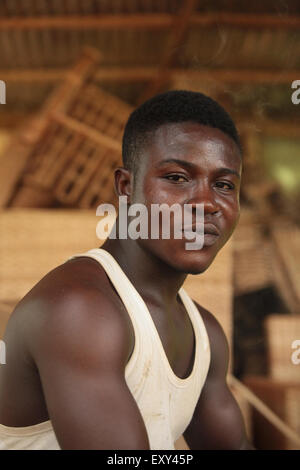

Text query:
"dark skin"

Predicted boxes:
[[0, 122, 254, 449]]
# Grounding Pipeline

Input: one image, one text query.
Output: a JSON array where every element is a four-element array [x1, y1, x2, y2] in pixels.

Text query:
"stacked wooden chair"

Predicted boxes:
[[1, 47, 132, 209]]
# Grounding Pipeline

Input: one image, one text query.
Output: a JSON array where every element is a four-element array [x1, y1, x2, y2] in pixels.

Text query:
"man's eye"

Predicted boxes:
[[164, 174, 188, 182], [215, 181, 235, 190]]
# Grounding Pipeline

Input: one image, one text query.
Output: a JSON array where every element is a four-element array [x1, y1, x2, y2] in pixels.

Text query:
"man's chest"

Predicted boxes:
[[145, 302, 196, 380]]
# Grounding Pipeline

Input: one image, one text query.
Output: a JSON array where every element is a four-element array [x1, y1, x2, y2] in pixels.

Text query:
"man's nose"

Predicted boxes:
[[185, 182, 220, 215]]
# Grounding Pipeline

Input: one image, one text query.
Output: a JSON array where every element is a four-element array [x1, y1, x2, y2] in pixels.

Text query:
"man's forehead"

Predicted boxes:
[[146, 122, 242, 168], [150, 121, 235, 146]]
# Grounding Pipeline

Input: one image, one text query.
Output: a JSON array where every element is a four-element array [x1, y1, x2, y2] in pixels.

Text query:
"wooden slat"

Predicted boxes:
[[5, 48, 103, 208], [0, 13, 299, 30], [54, 140, 104, 205], [6, 48, 131, 210], [1, 67, 299, 84], [52, 111, 122, 153], [24, 128, 85, 189], [0, 14, 174, 30], [78, 149, 121, 208], [66, 83, 132, 137]]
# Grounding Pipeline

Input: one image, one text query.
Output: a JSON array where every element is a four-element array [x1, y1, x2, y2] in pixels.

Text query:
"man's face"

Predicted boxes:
[[130, 122, 242, 274]]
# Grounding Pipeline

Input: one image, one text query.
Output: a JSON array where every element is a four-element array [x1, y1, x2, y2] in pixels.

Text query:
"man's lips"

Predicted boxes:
[[181, 223, 220, 247], [182, 223, 220, 236]]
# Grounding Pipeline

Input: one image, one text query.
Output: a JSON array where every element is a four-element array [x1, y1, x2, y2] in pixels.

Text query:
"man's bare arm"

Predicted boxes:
[[184, 304, 255, 450], [27, 285, 150, 450]]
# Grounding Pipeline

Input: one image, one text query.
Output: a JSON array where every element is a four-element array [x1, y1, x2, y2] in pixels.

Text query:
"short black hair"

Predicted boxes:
[[122, 90, 241, 175]]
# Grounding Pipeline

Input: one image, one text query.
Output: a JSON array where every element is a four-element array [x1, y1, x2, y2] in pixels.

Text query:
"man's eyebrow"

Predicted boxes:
[[155, 159, 241, 179], [217, 168, 241, 179], [155, 158, 196, 170]]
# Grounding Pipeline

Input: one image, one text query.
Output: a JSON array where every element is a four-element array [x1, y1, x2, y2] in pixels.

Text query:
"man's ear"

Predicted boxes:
[[114, 167, 132, 203]]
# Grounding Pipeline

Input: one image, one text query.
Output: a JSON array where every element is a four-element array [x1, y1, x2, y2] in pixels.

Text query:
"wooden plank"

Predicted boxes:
[[0, 14, 174, 30], [178, 68, 300, 85], [1, 67, 299, 84], [0, 13, 299, 30], [191, 12, 300, 29]]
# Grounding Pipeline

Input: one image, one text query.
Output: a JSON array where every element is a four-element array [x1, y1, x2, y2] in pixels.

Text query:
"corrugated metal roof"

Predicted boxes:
[[0, 1, 299, 117]]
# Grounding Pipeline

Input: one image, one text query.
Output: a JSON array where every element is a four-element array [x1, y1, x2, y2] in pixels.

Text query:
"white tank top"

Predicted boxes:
[[0, 248, 211, 450]]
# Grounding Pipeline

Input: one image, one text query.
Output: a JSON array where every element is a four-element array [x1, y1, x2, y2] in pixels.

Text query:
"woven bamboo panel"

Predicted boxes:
[[232, 208, 273, 295], [233, 240, 273, 295], [0, 209, 108, 304], [265, 314, 300, 382], [232, 208, 265, 249]]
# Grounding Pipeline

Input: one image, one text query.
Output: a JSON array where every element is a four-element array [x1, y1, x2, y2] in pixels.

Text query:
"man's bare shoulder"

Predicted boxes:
[[8, 256, 134, 369]]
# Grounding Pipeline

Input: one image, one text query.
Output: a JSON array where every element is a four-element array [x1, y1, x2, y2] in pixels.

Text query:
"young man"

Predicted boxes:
[[0, 90, 254, 450]]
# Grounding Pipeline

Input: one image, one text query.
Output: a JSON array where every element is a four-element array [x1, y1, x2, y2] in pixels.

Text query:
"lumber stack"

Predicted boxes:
[[241, 224, 300, 448], [244, 377, 300, 450]]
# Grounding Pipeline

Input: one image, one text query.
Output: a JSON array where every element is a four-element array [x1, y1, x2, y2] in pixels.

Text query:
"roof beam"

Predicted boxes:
[[0, 14, 172, 30], [191, 12, 300, 29], [0, 67, 299, 84], [139, 0, 197, 102], [0, 13, 299, 30]]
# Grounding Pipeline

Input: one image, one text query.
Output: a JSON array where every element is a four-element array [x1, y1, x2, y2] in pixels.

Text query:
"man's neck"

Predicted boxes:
[[100, 236, 187, 309]]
